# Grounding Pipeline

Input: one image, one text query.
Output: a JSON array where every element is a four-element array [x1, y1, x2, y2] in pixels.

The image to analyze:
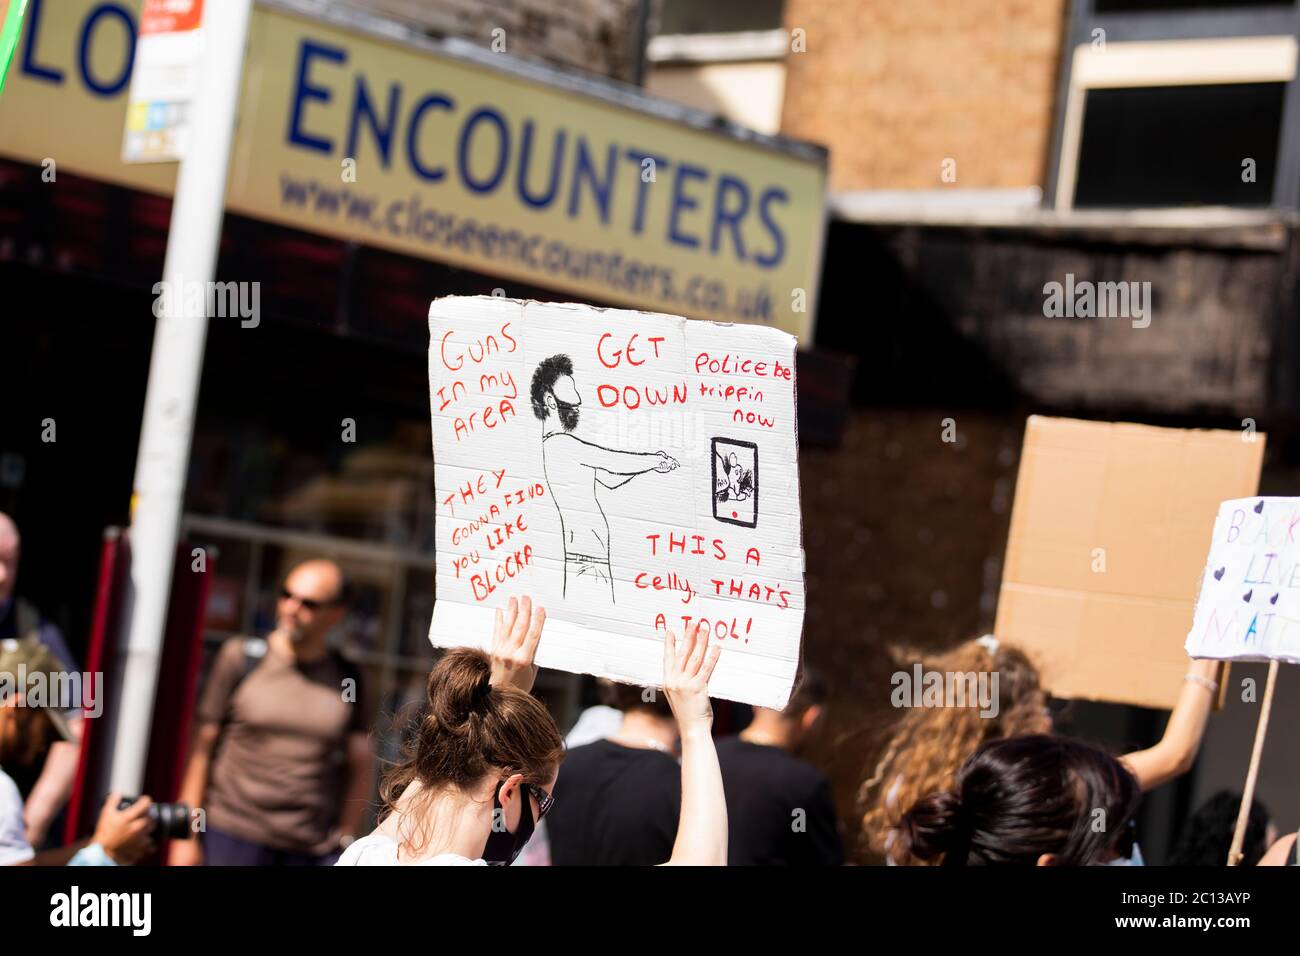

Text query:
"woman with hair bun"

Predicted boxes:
[[898, 735, 1142, 867], [337, 596, 726, 866]]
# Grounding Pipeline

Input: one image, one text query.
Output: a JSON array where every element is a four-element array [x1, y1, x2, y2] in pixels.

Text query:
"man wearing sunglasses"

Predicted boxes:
[[169, 559, 373, 866]]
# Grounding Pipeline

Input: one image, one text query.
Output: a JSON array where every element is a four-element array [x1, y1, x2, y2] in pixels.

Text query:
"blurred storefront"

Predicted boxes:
[[0, 0, 828, 819]]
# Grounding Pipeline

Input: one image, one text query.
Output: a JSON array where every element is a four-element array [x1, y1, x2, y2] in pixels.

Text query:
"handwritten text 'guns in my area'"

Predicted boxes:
[[433, 321, 792, 440]]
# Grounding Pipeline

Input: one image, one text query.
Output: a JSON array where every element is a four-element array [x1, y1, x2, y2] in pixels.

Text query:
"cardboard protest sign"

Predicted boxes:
[[1186, 498, 1300, 663], [427, 295, 805, 709], [994, 416, 1265, 710]]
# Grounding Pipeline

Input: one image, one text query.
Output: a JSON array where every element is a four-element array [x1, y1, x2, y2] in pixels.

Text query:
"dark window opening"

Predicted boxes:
[[1073, 82, 1283, 207], [657, 0, 786, 35]]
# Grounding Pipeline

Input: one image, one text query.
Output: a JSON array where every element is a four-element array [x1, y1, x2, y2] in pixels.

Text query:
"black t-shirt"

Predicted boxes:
[[547, 739, 681, 866], [715, 736, 844, 866]]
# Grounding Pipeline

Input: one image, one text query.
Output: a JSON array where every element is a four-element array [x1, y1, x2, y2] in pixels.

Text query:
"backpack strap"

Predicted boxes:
[[218, 637, 267, 729], [235, 636, 267, 683]]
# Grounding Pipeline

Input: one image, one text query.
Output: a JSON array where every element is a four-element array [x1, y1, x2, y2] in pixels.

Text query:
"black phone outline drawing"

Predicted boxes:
[[712, 437, 758, 529]]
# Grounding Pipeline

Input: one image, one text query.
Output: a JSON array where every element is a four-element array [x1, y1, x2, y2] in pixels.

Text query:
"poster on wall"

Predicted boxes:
[[427, 295, 805, 709]]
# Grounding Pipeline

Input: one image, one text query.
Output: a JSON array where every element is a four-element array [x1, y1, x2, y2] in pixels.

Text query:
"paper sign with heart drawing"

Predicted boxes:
[[1186, 497, 1300, 663]]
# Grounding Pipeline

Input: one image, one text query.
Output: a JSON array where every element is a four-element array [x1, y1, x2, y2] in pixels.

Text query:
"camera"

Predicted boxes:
[[117, 795, 194, 841]]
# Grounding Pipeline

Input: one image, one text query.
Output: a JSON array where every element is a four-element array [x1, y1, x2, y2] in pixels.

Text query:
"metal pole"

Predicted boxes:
[[109, 0, 253, 794]]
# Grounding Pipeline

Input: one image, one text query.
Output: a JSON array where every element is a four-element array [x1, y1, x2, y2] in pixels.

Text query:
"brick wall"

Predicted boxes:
[[796, 407, 1021, 861], [779, 0, 1068, 191]]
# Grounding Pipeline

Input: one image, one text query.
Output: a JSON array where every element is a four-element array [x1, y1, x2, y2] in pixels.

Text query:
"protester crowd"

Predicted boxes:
[[0, 505, 1296, 867]]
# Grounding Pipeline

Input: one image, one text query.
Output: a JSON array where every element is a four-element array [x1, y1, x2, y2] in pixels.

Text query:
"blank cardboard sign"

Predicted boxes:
[[427, 296, 805, 709], [1186, 497, 1300, 664], [994, 416, 1265, 710]]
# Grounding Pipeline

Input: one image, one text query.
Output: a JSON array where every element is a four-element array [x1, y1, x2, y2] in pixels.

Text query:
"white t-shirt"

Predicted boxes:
[[564, 705, 622, 748], [0, 766, 35, 865], [335, 832, 486, 866]]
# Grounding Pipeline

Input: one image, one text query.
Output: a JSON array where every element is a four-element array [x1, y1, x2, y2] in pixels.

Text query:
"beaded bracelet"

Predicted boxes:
[[1185, 674, 1219, 693]]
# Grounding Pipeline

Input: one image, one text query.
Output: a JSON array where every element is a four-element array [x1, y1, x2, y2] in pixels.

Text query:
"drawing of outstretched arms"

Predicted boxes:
[[547, 434, 678, 486], [576, 440, 678, 475], [596, 450, 677, 488]]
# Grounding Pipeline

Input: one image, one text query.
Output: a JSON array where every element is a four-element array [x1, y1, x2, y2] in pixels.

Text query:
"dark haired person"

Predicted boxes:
[[898, 735, 1142, 866], [169, 559, 373, 866], [716, 669, 844, 865], [0, 511, 83, 847], [529, 354, 677, 602], [861, 635, 1223, 865], [547, 676, 684, 865], [0, 637, 154, 866], [1169, 791, 1273, 867], [338, 596, 727, 866]]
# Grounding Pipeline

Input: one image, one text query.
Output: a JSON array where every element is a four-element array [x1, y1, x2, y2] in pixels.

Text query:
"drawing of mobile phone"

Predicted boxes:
[[712, 437, 758, 528]]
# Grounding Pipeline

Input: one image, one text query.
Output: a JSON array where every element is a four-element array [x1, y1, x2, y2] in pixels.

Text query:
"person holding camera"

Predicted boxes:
[[0, 637, 155, 865]]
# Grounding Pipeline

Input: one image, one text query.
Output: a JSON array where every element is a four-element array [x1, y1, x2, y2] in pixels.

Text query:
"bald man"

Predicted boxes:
[[169, 560, 374, 866], [0, 512, 83, 847]]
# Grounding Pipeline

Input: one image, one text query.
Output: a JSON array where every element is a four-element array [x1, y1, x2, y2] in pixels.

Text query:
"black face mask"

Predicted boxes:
[[481, 781, 536, 866]]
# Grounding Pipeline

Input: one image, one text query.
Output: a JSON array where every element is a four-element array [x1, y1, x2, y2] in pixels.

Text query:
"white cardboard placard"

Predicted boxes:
[[427, 296, 805, 709], [1186, 496, 1300, 663]]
